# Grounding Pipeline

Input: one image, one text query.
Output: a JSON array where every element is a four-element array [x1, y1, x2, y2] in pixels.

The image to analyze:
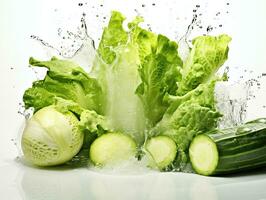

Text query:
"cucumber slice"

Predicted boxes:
[[189, 134, 219, 176], [189, 118, 266, 175], [145, 136, 177, 170], [89, 133, 137, 166]]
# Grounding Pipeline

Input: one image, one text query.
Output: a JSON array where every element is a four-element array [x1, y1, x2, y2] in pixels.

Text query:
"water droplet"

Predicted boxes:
[[206, 25, 213, 32]]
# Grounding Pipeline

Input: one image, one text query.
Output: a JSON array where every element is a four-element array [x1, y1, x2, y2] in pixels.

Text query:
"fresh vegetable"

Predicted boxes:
[[177, 35, 231, 95], [151, 35, 231, 169], [22, 11, 246, 171], [189, 118, 266, 175], [24, 57, 103, 114], [21, 106, 84, 166], [92, 12, 231, 170], [89, 133, 137, 166], [22, 56, 108, 166], [93, 11, 183, 143], [145, 136, 177, 170]]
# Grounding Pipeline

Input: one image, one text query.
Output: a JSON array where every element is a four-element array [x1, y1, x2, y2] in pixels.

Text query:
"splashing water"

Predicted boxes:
[[215, 81, 250, 128], [30, 13, 96, 72]]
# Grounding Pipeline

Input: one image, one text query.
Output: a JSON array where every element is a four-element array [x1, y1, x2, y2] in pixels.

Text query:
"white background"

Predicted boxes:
[[1, 0, 266, 199]]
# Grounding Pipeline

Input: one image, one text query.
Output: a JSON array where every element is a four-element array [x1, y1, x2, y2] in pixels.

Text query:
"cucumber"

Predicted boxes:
[[189, 118, 266, 175], [89, 133, 137, 166], [145, 136, 177, 170]]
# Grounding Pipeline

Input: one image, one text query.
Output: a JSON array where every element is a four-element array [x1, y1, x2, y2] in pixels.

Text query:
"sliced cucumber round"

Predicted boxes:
[[189, 134, 219, 176], [89, 133, 137, 166], [189, 119, 266, 176], [145, 136, 177, 170]]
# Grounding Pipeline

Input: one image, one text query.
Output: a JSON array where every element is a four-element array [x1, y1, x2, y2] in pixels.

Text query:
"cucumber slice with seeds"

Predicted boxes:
[[89, 133, 137, 166], [189, 135, 218, 176], [145, 136, 177, 170]]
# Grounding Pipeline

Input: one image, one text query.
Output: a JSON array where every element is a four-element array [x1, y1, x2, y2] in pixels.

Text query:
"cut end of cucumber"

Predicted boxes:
[[145, 136, 177, 170], [189, 135, 219, 176], [89, 133, 137, 166]]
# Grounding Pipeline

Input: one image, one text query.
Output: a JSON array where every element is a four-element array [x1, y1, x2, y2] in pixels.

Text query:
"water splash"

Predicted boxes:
[[30, 13, 96, 71], [215, 82, 249, 128], [18, 103, 34, 119], [215, 73, 263, 129], [89, 156, 152, 175]]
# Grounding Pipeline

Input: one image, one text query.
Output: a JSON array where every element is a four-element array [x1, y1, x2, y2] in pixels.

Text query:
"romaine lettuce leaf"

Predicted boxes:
[[128, 16, 157, 62], [24, 57, 103, 114], [177, 35, 231, 95], [93, 12, 146, 142], [97, 11, 128, 64], [136, 34, 183, 127]]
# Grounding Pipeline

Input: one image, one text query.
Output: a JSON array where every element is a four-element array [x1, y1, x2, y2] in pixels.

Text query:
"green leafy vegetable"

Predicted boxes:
[[24, 57, 103, 114], [136, 34, 183, 126], [97, 11, 128, 64], [177, 35, 231, 95]]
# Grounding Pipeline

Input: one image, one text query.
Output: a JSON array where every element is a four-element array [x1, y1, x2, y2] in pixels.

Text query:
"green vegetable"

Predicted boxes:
[[89, 133, 137, 166], [22, 11, 233, 170], [145, 136, 177, 170], [24, 57, 103, 114], [177, 35, 231, 95], [23, 56, 108, 159], [93, 11, 183, 142], [189, 118, 266, 176], [93, 12, 146, 143], [136, 35, 183, 127], [97, 11, 129, 64], [152, 34, 231, 169], [21, 106, 84, 166]]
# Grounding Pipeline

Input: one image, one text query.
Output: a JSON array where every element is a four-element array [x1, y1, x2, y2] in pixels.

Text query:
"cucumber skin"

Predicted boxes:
[[207, 118, 266, 175]]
